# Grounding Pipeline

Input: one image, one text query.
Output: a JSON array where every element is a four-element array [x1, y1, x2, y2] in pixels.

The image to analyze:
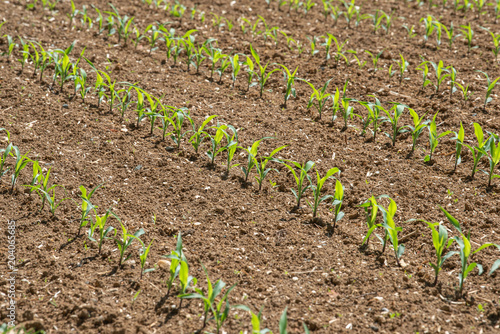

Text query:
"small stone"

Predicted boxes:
[[157, 259, 170, 269], [62, 104, 69, 109], [464, 203, 473, 211]]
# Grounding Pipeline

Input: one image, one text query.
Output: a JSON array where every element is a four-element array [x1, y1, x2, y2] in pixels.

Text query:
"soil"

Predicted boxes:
[[0, 0, 500, 333]]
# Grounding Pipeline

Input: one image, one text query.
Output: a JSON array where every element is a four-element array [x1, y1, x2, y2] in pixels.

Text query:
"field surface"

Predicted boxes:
[[1, 0, 500, 333]]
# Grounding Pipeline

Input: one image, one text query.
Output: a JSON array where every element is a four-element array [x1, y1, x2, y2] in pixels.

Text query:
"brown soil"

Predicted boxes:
[[1, 0, 500, 333]]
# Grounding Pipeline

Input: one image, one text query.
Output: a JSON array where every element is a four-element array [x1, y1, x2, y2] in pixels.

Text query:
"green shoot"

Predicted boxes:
[[251, 145, 287, 191], [0, 143, 13, 180], [484, 137, 500, 187], [9, 145, 30, 193], [331, 179, 344, 231], [303, 78, 332, 120], [307, 167, 340, 218], [277, 64, 299, 108], [382, 103, 408, 147], [439, 206, 500, 296], [162, 232, 187, 296], [189, 115, 217, 154], [136, 238, 154, 279], [424, 112, 452, 162], [451, 122, 465, 172], [115, 221, 144, 267], [405, 108, 429, 153], [464, 123, 493, 179], [180, 263, 236, 333], [477, 70, 500, 110], [240, 137, 272, 183], [424, 221, 457, 286], [459, 23, 475, 53], [88, 208, 120, 254], [282, 160, 315, 208], [365, 50, 384, 73], [379, 198, 405, 267], [250, 44, 280, 98]]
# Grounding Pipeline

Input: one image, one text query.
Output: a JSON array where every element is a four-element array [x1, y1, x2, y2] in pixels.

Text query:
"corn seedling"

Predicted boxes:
[[460, 23, 475, 53], [359, 195, 389, 246], [0, 143, 12, 180], [484, 137, 500, 187], [204, 43, 224, 79], [167, 109, 193, 148], [306, 168, 339, 219], [25, 160, 42, 196], [477, 70, 500, 110], [144, 25, 164, 54], [240, 137, 272, 182], [9, 146, 30, 193], [114, 221, 144, 267], [381, 10, 395, 35], [359, 97, 384, 141], [191, 43, 207, 74], [222, 127, 239, 174], [250, 44, 280, 98], [455, 82, 473, 103], [366, 9, 385, 34], [439, 206, 500, 296], [425, 112, 452, 162], [136, 238, 154, 279], [207, 124, 233, 165], [330, 179, 344, 230], [243, 56, 256, 92], [3, 35, 16, 58], [282, 160, 315, 208], [18, 40, 29, 73], [232, 305, 270, 334], [189, 115, 217, 154], [451, 122, 465, 172], [252, 145, 287, 191], [406, 108, 429, 153], [229, 54, 241, 88], [180, 263, 236, 333], [26, 165, 67, 214], [396, 53, 409, 85], [365, 50, 384, 73], [429, 60, 450, 93], [324, 34, 348, 66], [383, 103, 409, 146], [480, 28, 500, 62], [447, 65, 457, 98], [307, 35, 320, 57], [416, 60, 432, 93], [379, 198, 405, 266], [420, 15, 436, 46], [215, 55, 231, 84], [88, 207, 119, 254], [74, 68, 92, 103], [303, 78, 331, 120], [440, 22, 459, 49], [465, 123, 493, 179], [78, 184, 102, 235], [403, 24, 417, 39], [341, 0, 359, 29], [424, 221, 457, 286], [162, 232, 187, 296], [277, 64, 299, 108], [339, 80, 354, 130]]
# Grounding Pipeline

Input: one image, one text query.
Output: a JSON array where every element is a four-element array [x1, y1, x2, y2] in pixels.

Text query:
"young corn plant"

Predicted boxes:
[[204, 43, 224, 79], [359, 99, 383, 141], [250, 44, 280, 98], [243, 56, 256, 92], [482, 29, 500, 63], [144, 25, 164, 54], [406, 108, 429, 153], [303, 78, 332, 120], [229, 54, 241, 89], [191, 44, 207, 74], [460, 23, 475, 53], [222, 127, 239, 175], [339, 80, 354, 130], [330, 179, 344, 231], [451, 122, 465, 172], [365, 50, 384, 73], [189, 115, 217, 154], [307, 167, 340, 218], [484, 138, 500, 187], [114, 222, 144, 267], [206, 124, 233, 165], [424, 221, 457, 286], [307, 35, 320, 57], [425, 112, 452, 162], [277, 64, 299, 108], [477, 70, 500, 110], [166, 109, 193, 149], [429, 60, 450, 93], [215, 55, 231, 84], [439, 206, 500, 296], [359, 195, 389, 247], [251, 145, 287, 191], [78, 184, 102, 235], [455, 81, 473, 103], [180, 263, 236, 333], [440, 22, 459, 49], [396, 53, 409, 85], [282, 160, 315, 209], [88, 208, 120, 254], [0, 143, 13, 180], [239, 137, 272, 183], [420, 15, 436, 46], [465, 123, 493, 179], [136, 237, 154, 280], [162, 232, 187, 296], [232, 305, 270, 334], [379, 198, 405, 266], [9, 146, 30, 193], [416, 60, 432, 93], [447, 65, 457, 98], [382, 103, 408, 147]]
